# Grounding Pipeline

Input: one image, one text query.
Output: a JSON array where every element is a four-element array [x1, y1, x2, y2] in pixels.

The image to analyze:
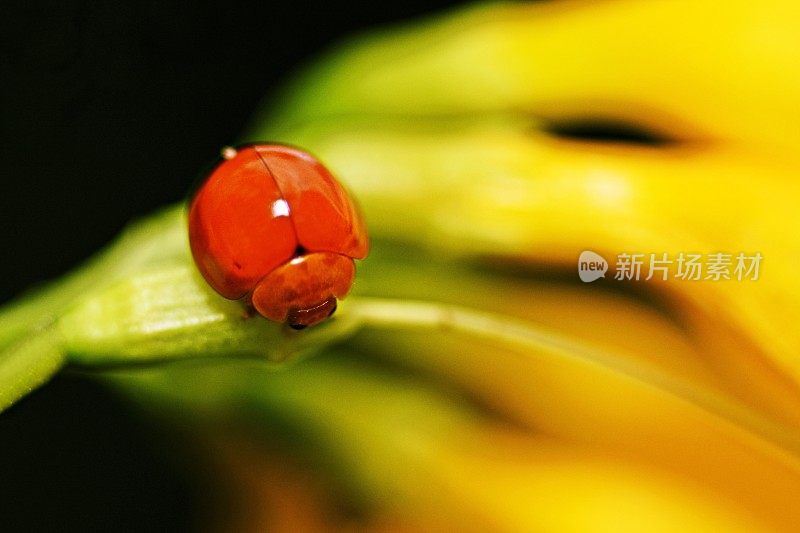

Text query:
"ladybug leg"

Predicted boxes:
[[240, 301, 258, 320]]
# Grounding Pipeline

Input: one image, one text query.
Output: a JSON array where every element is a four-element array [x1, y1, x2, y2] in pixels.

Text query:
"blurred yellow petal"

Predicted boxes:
[[262, 0, 800, 153]]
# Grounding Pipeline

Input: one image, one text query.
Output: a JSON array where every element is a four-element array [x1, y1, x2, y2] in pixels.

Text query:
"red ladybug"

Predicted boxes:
[[188, 144, 368, 329]]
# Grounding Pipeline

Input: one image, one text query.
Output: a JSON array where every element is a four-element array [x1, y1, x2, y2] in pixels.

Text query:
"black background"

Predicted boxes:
[[0, 1, 461, 530]]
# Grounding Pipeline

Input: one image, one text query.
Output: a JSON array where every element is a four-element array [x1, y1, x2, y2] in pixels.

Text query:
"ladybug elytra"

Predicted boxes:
[[188, 144, 368, 329]]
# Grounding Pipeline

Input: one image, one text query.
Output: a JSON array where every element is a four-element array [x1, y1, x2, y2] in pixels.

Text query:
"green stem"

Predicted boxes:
[[0, 327, 66, 411], [0, 205, 186, 350], [0, 205, 186, 411], [56, 264, 361, 366]]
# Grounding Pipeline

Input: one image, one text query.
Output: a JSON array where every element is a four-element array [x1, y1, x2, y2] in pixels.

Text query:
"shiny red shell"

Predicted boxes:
[[188, 144, 368, 329]]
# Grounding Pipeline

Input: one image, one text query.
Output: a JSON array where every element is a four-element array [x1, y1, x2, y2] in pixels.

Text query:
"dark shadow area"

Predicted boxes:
[[0, 373, 211, 531], [544, 118, 675, 146]]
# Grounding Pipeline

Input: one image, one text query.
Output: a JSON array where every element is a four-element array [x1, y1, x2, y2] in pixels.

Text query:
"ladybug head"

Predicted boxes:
[[250, 252, 355, 329]]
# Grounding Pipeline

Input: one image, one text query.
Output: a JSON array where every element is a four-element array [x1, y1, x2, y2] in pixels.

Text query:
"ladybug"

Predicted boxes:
[[188, 143, 368, 329]]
